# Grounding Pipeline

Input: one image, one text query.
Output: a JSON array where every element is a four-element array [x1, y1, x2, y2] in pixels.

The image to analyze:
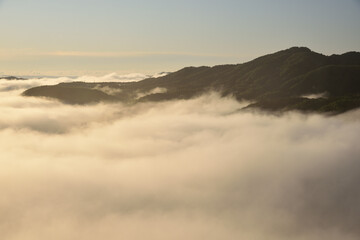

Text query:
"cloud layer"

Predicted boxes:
[[0, 73, 162, 92], [0, 77, 359, 240]]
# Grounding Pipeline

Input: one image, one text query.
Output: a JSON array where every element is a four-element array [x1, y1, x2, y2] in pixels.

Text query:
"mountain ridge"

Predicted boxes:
[[23, 47, 360, 113]]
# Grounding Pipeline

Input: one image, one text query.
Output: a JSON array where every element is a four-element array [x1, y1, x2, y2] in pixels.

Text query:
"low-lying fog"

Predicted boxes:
[[0, 75, 359, 240]]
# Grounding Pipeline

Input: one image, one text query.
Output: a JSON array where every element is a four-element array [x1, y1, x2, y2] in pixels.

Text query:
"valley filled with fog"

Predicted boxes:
[[0, 75, 359, 240]]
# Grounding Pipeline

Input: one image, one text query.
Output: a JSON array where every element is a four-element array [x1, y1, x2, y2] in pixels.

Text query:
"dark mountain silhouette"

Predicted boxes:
[[24, 85, 117, 105], [23, 47, 360, 113], [1, 76, 26, 80]]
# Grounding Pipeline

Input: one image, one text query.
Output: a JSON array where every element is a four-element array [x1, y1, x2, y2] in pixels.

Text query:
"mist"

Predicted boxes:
[[0, 76, 359, 240]]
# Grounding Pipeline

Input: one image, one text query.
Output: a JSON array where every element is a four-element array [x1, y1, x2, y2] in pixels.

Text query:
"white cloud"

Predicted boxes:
[[302, 92, 328, 99], [0, 77, 359, 240], [136, 87, 167, 99]]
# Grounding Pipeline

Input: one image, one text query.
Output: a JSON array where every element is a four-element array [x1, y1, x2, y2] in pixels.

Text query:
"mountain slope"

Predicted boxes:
[[23, 47, 360, 113]]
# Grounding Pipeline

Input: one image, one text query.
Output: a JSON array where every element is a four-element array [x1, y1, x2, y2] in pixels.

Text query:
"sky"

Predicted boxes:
[[1, 0, 360, 76]]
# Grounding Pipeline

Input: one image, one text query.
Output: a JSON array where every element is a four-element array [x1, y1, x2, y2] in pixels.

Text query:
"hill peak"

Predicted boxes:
[[287, 46, 312, 52]]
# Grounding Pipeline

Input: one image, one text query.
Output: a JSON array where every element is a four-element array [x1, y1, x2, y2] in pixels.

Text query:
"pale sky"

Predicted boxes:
[[1, 0, 360, 76]]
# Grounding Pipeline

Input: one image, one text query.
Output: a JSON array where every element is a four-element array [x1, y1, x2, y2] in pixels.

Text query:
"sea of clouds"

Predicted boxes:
[[0, 74, 359, 240]]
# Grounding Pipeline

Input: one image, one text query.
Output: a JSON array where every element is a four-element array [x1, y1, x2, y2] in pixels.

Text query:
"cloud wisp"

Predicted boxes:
[[0, 76, 359, 240]]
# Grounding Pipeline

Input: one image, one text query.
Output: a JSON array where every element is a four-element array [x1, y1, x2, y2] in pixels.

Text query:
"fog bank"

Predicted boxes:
[[0, 77, 359, 240]]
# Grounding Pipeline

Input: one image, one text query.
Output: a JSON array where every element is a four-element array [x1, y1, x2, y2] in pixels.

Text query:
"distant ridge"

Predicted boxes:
[[23, 47, 360, 114], [1, 76, 26, 80]]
